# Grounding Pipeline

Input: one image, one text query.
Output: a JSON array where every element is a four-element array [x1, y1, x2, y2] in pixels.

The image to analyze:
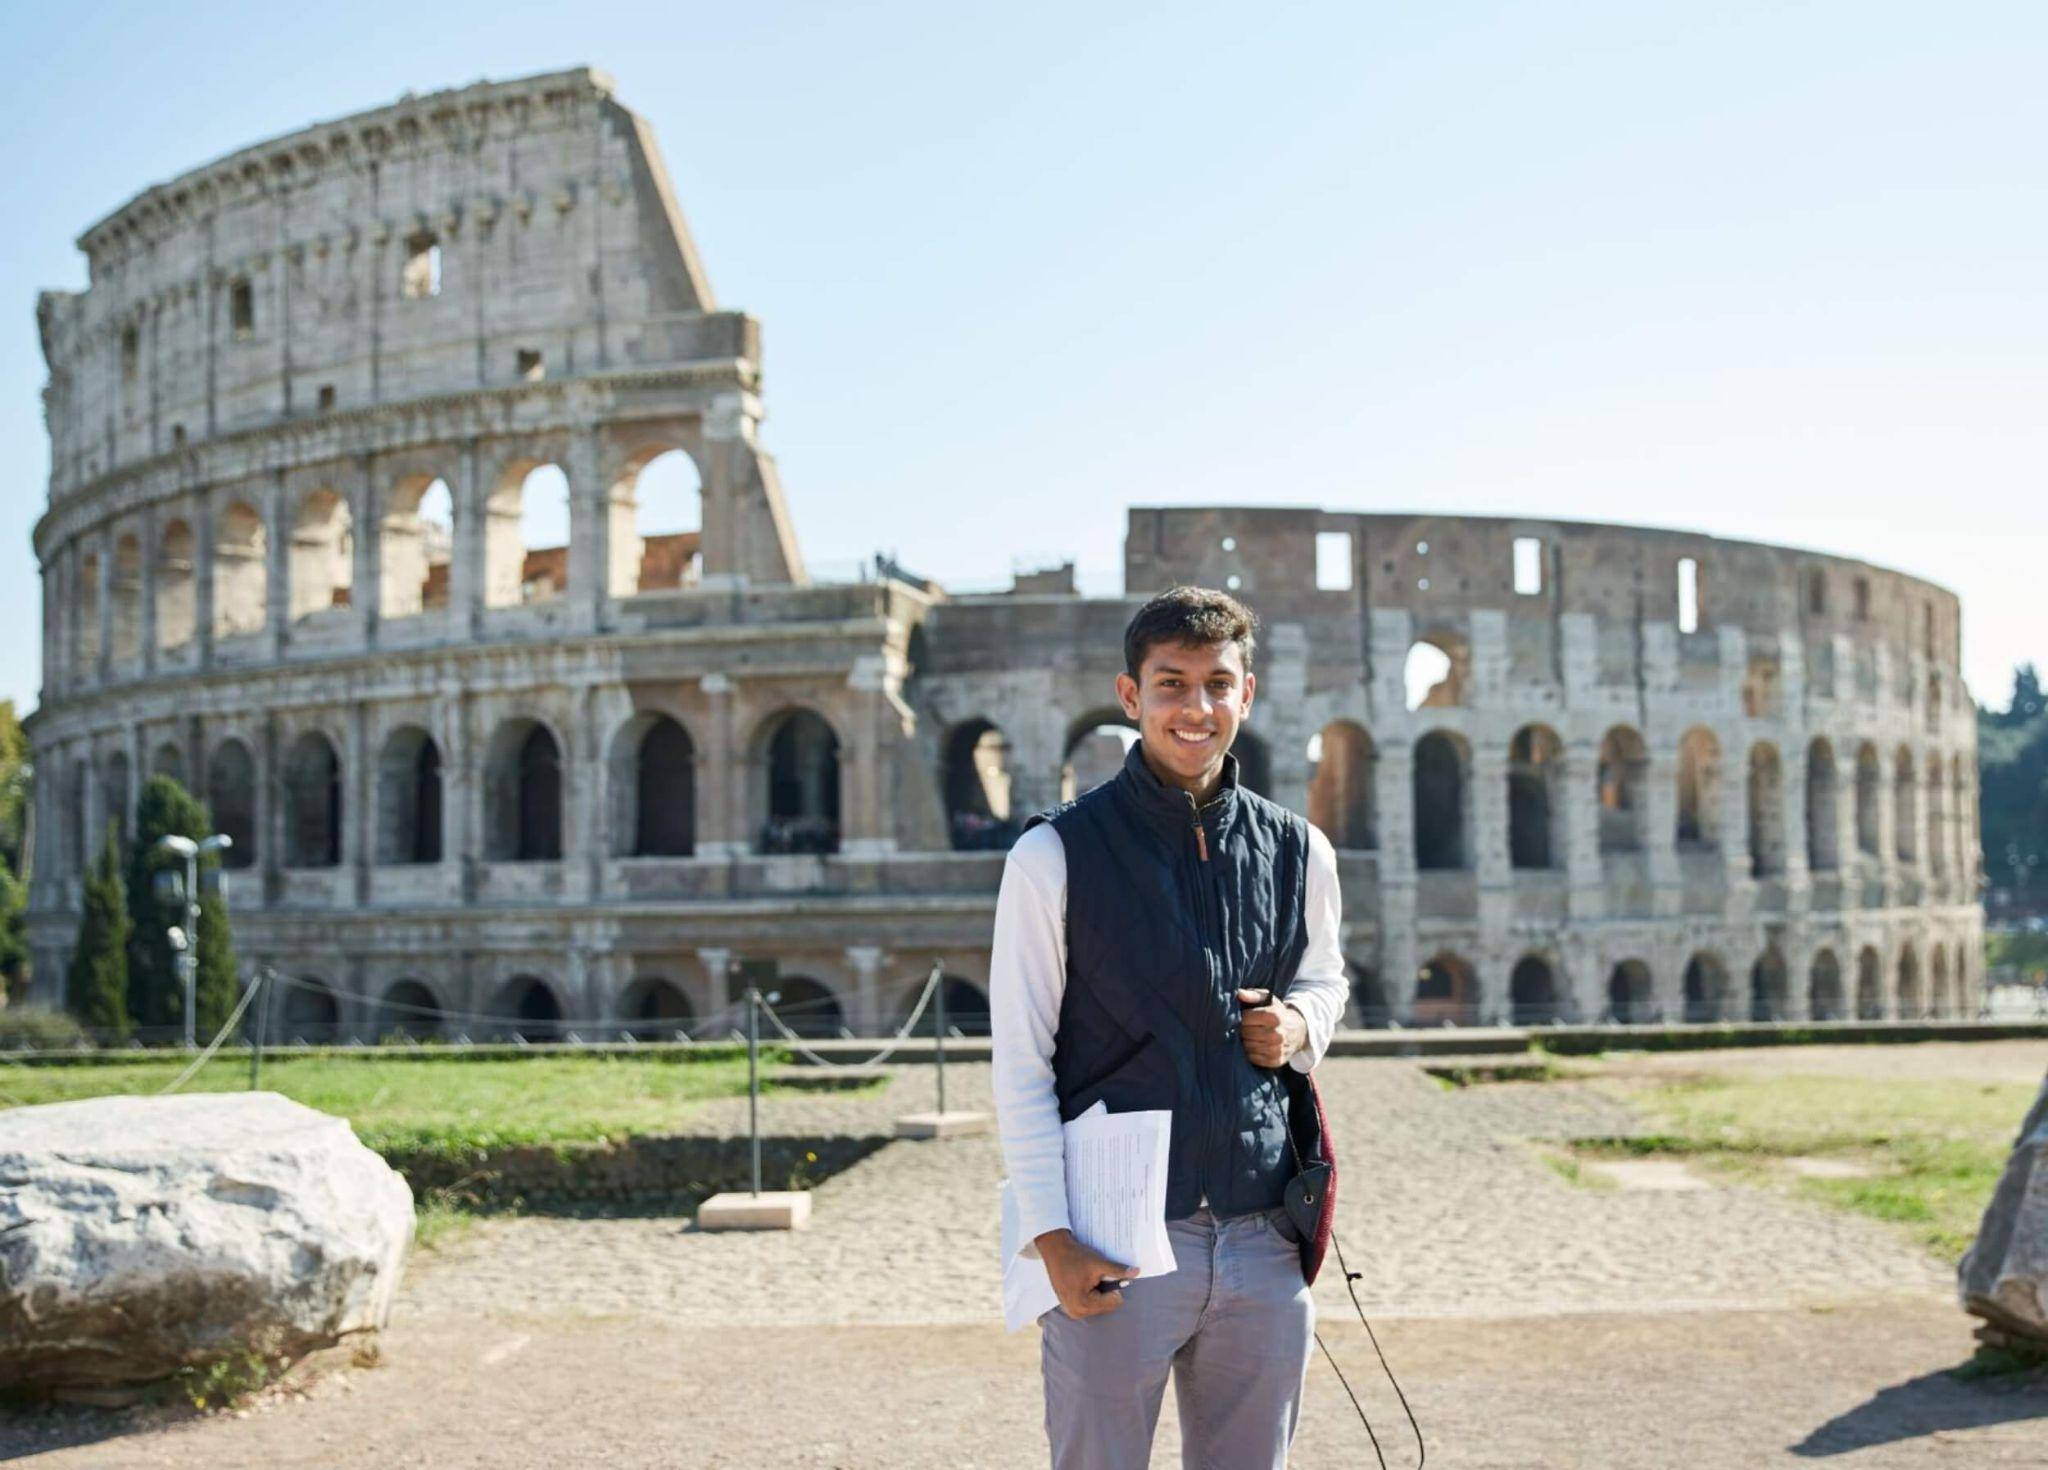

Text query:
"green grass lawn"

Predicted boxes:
[[1586, 1070, 2033, 1261], [0, 1049, 781, 1157]]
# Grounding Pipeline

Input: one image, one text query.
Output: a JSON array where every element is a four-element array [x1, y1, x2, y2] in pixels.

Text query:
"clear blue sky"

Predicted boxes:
[[4, 1, 2043, 717]]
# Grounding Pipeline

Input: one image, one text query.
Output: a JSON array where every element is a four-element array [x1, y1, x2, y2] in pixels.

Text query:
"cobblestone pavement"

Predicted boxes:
[[398, 1054, 1954, 1326]]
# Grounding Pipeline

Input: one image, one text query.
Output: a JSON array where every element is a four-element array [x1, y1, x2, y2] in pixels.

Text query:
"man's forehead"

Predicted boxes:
[[1141, 639, 1246, 677]]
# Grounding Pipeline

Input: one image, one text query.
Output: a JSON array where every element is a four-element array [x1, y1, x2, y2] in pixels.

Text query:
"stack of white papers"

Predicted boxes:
[[999, 1102, 1175, 1331]]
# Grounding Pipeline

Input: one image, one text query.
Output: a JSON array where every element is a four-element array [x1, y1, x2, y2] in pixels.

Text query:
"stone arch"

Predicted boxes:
[[1749, 947, 1789, 1022], [379, 472, 455, 618], [492, 974, 564, 1041], [611, 445, 704, 594], [1606, 959, 1654, 1023], [289, 488, 353, 620], [1597, 726, 1649, 854], [618, 976, 697, 1041], [1929, 945, 1951, 1020], [1676, 727, 1723, 848], [755, 708, 842, 854], [76, 548, 102, 669], [279, 977, 341, 1042], [1349, 963, 1390, 1027], [1892, 746, 1918, 863], [1747, 742, 1786, 877], [942, 718, 1018, 852], [1682, 951, 1732, 1023], [154, 518, 197, 651], [1855, 946, 1883, 1019], [609, 712, 696, 857], [1307, 721, 1376, 850], [1853, 742, 1882, 858], [1403, 632, 1467, 710], [1809, 948, 1845, 1021], [376, 725, 444, 865], [282, 730, 343, 868], [374, 978, 445, 1040], [484, 717, 564, 862], [1895, 943, 1921, 1019], [213, 500, 268, 638], [767, 974, 846, 1038], [110, 532, 143, 662], [1805, 738, 1841, 872], [207, 739, 257, 868], [1413, 730, 1470, 871], [902, 974, 991, 1036], [1508, 953, 1563, 1025], [1061, 709, 1137, 802], [486, 458, 571, 607], [1507, 724, 1563, 870], [1954, 940, 1970, 1012], [1413, 951, 1477, 1027]]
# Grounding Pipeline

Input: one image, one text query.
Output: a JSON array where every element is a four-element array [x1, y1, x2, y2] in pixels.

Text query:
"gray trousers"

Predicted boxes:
[[1039, 1205, 1315, 1469]]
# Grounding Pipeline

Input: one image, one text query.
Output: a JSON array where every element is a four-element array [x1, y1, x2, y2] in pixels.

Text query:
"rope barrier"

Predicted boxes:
[[756, 962, 946, 1069], [155, 970, 271, 1096]]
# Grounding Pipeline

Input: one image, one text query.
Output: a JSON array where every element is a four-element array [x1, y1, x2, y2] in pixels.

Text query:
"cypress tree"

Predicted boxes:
[[125, 775, 238, 1037], [66, 823, 132, 1037]]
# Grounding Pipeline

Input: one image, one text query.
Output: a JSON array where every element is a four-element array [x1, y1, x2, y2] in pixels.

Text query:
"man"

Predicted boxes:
[[991, 585, 1350, 1469]]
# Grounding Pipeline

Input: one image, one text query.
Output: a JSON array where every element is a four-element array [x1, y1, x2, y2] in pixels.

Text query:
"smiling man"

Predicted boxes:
[[990, 585, 1350, 1469]]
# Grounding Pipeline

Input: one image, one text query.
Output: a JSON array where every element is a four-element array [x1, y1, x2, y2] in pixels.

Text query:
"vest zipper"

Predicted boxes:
[[1185, 786, 1226, 1209]]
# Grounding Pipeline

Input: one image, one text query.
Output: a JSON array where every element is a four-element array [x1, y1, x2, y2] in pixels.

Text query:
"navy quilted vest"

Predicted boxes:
[[1028, 738, 1312, 1221]]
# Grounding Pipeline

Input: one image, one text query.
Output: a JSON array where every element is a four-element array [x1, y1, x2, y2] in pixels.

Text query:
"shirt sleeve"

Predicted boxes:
[[989, 823, 1071, 1256], [1284, 822, 1349, 1073]]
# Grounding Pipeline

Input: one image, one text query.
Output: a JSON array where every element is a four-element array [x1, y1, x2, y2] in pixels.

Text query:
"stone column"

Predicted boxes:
[[138, 505, 159, 676], [566, 425, 605, 635], [845, 945, 886, 1035], [351, 454, 380, 648], [698, 673, 741, 856], [569, 683, 601, 901], [449, 691, 480, 902], [449, 438, 485, 639], [348, 701, 371, 903], [94, 530, 114, 681], [1562, 737, 1604, 920], [697, 947, 736, 1021], [1644, 745, 1683, 916], [194, 490, 217, 669], [262, 472, 289, 660]]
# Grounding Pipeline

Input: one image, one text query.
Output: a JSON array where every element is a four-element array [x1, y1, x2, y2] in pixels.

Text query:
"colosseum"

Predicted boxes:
[[22, 68, 1984, 1041]]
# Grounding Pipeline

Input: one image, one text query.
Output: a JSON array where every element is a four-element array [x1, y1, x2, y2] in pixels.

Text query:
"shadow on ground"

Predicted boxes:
[[1791, 1357, 2048, 1457]]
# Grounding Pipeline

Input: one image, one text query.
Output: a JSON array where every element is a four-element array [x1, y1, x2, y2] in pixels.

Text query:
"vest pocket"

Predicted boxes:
[[1059, 1030, 1167, 1122]]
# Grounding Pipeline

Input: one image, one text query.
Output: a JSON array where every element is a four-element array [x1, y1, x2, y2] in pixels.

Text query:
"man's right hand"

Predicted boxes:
[[1034, 1229, 1138, 1318]]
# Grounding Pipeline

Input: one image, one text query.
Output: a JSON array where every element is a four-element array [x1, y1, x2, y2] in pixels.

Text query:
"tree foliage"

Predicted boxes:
[[66, 823, 132, 1036], [1980, 664, 2048, 908], [124, 776, 239, 1036], [0, 700, 26, 875]]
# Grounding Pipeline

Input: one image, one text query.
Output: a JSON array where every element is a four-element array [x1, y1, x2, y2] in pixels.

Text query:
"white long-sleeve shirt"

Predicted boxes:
[[990, 818, 1349, 1257]]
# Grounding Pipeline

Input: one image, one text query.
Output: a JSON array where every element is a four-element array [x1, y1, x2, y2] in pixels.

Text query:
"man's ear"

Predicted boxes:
[[1114, 671, 1141, 721], [1240, 669, 1256, 719]]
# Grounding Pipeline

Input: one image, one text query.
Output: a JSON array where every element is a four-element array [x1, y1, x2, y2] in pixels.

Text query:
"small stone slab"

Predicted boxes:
[[894, 1110, 993, 1140], [1583, 1159, 1707, 1192], [1784, 1156, 1876, 1180], [697, 1190, 812, 1231]]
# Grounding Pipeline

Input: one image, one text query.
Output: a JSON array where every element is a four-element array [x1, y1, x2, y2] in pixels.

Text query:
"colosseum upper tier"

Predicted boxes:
[[24, 68, 1983, 1041]]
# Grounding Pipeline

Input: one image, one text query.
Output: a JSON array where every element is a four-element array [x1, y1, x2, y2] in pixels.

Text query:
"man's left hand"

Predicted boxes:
[[1236, 989, 1306, 1069]]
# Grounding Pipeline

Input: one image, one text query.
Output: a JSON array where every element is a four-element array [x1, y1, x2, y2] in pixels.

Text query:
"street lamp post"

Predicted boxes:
[[155, 833, 233, 1049]]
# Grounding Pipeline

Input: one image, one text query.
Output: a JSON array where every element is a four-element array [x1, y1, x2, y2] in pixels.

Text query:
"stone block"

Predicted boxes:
[[698, 1190, 812, 1231], [1959, 1071, 2048, 1342]]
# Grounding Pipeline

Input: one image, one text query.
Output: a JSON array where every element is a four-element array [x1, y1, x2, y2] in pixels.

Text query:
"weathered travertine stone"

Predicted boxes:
[[1958, 1071, 2048, 1342], [0, 1092, 413, 1391]]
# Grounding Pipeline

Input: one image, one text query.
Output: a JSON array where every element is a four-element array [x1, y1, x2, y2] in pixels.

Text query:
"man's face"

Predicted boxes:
[[1115, 639, 1256, 794]]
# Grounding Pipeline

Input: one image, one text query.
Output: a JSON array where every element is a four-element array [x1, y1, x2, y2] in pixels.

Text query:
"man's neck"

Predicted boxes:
[[1137, 740, 1226, 804]]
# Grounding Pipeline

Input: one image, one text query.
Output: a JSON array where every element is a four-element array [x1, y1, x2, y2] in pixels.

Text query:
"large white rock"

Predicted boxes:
[[0, 1091, 414, 1390], [1959, 1070, 2048, 1343]]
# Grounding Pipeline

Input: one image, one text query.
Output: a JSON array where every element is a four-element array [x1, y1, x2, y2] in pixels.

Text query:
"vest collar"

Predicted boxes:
[[1114, 735, 1242, 837]]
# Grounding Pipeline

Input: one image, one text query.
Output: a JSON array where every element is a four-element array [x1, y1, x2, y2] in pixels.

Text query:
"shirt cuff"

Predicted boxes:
[[1284, 1000, 1317, 1072]]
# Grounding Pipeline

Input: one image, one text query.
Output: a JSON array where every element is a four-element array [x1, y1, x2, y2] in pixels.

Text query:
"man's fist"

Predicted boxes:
[[1237, 988, 1306, 1069], [1034, 1229, 1138, 1319]]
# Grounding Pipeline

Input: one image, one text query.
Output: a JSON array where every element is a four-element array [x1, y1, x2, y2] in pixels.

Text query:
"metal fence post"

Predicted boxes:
[[747, 985, 762, 1197], [933, 962, 947, 1116]]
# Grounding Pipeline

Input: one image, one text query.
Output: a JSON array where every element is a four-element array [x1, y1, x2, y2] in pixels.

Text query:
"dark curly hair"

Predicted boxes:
[[1122, 586, 1259, 679]]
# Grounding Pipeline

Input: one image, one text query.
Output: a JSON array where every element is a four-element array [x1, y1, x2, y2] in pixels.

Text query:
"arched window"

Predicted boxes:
[[1412, 952, 1477, 1027], [379, 475, 454, 618], [485, 719, 564, 861], [1508, 955, 1562, 1025], [1749, 949, 1788, 1022], [1676, 727, 1722, 848], [207, 740, 257, 869], [1855, 946, 1882, 1020], [486, 462, 570, 607], [213, 501, 268, 639], [289, 489, 353, 620], [376, 726, 443, 865], [1895, 944, 1921, 1019], [618, 976, 696, 1041], [1747, 743, 1785, 877], [1412, 731, 1469, 871], [1809, 949, 1844, 1021], [75, 550, 102, 671], [760, 710, 841, 854], [1061, 711, 1136, 802], [614, 448, 704, 594], [110, 533, 143, 662], [283, 731, 343, 868], [155, 519, 197, 651], [1853, 743, 1881, 858], [494, 975, 563, 1042], [280, 978, 341, 1043], [151, 741, 185, 785], [1892, 747, 1917, 863], [1307, 721, 1376, 850], [1607, 960, 1653, 1023], [375, 979, 444, 1040], [903, 974, 992, 1037], [1402, 635, 1465, 710], [767, 975, 845, 1038], [1506, 725, 1562, 870], [1805, 739, 1840, 872], [1682, 952, 1730, 1023], [1597, 726, 1648, 854], [943, 719, 1017, 852]]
